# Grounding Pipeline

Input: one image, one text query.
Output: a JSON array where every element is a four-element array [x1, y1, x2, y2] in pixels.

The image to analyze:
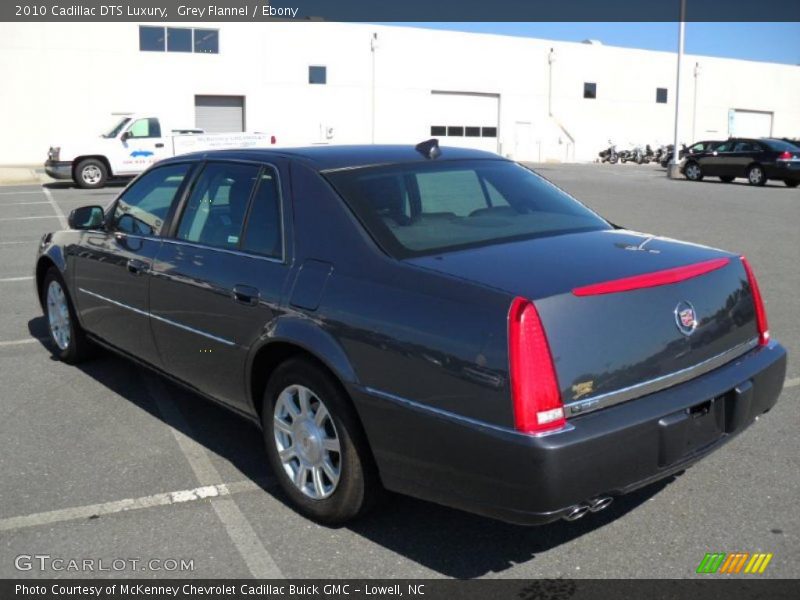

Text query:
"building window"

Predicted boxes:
[[194, 29, 219, 54], [309, 66, 327, 84], [167, 28, 192, 53], [140, 26, 218, 54], [583, 82, 597, 99], [139, 26, 165, 52], [656, 87, 668, 103], [465, 127, 481, 137], [481, 127, 497, 138], [447, 126, 464, 137], [430, 126, 446, 136]]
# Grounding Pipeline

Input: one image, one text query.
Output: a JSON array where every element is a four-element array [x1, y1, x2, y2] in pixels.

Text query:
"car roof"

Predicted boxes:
[[161, 144, 504, 171]]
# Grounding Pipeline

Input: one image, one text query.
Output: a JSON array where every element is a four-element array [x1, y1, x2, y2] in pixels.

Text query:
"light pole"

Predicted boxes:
[[548, 48, 555, 116], [668, 0, 687, 178], [692, 61, 701, 142], [370, 32, 378, 144]]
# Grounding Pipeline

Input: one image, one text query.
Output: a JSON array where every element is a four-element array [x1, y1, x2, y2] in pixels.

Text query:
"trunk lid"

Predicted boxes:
[[407, 229, 760, 410]]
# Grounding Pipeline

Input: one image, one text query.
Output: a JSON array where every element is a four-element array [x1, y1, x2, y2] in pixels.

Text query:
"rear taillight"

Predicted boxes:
[[270, 135, 277, 144], [508, 297, 565, 434], [778, 151, 792, 160], [740, 256, 770, 346]]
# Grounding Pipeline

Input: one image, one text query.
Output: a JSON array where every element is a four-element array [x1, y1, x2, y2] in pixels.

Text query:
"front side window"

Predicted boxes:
[[113, 163, 191, 236], [127, 118, 161, 139], [176, 162, 260, 249], [325, 160, 610, 257]]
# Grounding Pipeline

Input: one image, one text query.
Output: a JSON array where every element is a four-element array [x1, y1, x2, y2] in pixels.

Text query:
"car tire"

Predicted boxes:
[[747, 165, 767, 186], [784, 180, 799, 188], [720, 176, 735, 183], [42, 267, 93, 364], [74, 158, 108, 189], [684, 161, 703, 181], [262, 357, 380, 525]]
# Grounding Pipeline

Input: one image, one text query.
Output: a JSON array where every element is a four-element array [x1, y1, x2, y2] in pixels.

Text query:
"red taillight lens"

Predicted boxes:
[[508, 297, 565, 434], [270, 135, 277, 144], [778, 151, 792, 160], [740, 256, 770, 346]]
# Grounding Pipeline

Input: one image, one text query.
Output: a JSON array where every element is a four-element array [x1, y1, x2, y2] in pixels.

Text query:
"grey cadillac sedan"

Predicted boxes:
[[35, 143, 786, 525]]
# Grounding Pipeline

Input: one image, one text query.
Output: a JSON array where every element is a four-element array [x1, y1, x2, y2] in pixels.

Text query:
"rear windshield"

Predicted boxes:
[[763, 139, 799, 152], [324, 159, 611, 258]]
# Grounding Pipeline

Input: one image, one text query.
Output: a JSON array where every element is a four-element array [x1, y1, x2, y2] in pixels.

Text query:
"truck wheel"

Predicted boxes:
[[75, 158, 108, 189], [262, 357, 380, 524]]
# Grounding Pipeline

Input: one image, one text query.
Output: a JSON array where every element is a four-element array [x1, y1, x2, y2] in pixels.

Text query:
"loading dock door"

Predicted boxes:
[[195, 95, 245, 133], [429, 91, 499, 154], [729, 110, 773, 138]]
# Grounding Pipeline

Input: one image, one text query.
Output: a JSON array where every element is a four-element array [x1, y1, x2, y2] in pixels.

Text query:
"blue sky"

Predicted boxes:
[[380, 22, 800, 65]]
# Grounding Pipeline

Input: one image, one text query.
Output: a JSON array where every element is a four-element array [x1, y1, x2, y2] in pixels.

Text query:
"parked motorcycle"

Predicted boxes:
[[598, 142, 619, 164], [660, 143, 688, 168]]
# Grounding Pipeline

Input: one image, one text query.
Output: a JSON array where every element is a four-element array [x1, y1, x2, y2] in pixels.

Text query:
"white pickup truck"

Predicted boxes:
[[45, 114, 276, 188]]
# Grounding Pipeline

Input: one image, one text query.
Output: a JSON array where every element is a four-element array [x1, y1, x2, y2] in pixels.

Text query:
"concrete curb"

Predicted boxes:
[[0, 166, 55, 186]]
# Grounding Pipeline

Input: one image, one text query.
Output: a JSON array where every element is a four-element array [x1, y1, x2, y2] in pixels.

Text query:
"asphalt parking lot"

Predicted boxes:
[[0, 164, 798, 579]]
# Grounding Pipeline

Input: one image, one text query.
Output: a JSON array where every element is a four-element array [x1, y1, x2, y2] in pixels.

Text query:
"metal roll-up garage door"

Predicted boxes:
[[429, 91, 500, 154], [729, 109, 773, 138], [195, 95, 245, 133]]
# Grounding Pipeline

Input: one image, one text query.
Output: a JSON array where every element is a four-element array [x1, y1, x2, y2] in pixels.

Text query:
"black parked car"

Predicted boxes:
[[681, 137, 800, 187], [35, 143, 786, 525]]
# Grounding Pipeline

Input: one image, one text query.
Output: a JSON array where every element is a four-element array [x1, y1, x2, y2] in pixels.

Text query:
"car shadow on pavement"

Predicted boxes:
[[28, 316, 676, 578], [43, 180, 128, 190]]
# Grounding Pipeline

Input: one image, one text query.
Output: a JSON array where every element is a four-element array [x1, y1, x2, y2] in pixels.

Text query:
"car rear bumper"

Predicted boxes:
[[353, 341, 787, 525], [771, 162, 800, 181], [44, 160, 73, 180]]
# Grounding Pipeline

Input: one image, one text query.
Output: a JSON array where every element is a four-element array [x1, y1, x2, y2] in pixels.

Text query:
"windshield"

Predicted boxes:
[[102, 117, 131, 138], [325, 160, 611, 258]]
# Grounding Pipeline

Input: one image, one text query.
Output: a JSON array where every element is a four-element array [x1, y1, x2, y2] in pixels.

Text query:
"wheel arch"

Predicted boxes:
[[73, 155, 113, 178], [246, 316, 359, 424], [35, 250, 67, 310]]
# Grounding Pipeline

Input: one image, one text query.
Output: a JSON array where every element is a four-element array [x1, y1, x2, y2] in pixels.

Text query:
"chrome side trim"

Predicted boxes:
[[361, 386, 575, 438], [159, 238, 284, 264], [78, 287, 236, 347], [565, 337, 759, 417]]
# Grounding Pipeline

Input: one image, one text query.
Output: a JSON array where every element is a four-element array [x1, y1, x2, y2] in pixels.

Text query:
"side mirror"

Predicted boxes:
[[68, 205, 105, 230], [120, 131, 130, 142]]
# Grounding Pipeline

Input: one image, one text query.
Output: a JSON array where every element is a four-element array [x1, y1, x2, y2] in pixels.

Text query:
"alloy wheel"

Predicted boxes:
[[82, 165, 102, 185], [273, 384, 342, 500], [749, 167, 764, 185], [46, 280, 71, 350]]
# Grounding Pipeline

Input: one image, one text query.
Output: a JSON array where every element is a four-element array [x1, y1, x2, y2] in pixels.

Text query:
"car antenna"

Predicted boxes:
[[415, 139, 441, 159]]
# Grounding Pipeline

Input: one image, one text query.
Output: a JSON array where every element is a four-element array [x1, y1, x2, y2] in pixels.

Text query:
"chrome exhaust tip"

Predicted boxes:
[[588, 496, 613, 513], [563, 504, 590, 521]]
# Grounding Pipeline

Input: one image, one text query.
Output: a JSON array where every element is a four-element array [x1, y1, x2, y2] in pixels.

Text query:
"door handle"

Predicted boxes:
[[155, 143, 164, 148], [232, 284, 259, 306], [127, 258, 150, 275]]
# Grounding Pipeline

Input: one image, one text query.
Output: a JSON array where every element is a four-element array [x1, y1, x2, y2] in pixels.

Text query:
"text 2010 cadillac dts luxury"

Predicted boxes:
[[35, 143, 786, 525]]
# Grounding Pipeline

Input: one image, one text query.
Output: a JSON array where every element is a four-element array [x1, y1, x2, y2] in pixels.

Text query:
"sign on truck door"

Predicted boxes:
[[113, 117, 170, 175]]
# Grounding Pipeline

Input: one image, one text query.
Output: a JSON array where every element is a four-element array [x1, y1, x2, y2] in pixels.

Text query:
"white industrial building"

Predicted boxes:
[[1, 21, 799, 165]]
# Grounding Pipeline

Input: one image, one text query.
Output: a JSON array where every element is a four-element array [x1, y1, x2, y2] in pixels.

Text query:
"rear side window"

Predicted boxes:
[[176, 162, 259, 249], [241, 170, 282, 258], [113, 163, 191, 236], [325, 160, 610, 258]]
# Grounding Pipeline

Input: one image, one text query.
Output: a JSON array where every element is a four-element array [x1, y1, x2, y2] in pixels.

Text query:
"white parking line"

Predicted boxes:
[[0, 276, 34, 282], [0, 337, 47, 348], [42, 186, 68, 229], [0, 201, 50, 206], [785, 377, 800, 389], [0, 191, 45, 196], [143, 374, 284, 578], [0, 240, 38, 245], [0, 215, 60, 221], [0, 481, 262, 533]]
